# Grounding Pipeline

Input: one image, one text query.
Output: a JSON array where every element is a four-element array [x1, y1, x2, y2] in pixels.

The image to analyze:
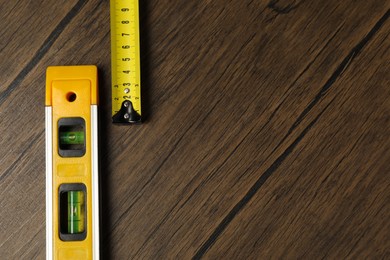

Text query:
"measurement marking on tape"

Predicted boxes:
[[111, 0, 142, 123]]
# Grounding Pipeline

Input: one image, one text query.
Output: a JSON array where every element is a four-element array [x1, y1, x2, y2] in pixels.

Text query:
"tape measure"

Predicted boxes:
[[110, 0, 142, 123], [46, 66, 100, 259]]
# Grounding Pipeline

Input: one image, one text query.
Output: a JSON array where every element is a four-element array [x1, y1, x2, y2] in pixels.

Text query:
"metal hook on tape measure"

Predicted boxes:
[[112, 100, 141, 123]]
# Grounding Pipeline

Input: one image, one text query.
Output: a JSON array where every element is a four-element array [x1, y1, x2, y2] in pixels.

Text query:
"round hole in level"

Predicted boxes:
[[66, 92, 77, 102]]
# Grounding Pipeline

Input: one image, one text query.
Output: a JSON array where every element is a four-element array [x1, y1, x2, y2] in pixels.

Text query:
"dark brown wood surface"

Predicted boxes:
[[0, 0, 389, 259]]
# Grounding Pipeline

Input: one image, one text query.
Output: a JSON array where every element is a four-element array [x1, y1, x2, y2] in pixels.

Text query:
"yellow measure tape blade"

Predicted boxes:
[[110, 0, 142, 123]]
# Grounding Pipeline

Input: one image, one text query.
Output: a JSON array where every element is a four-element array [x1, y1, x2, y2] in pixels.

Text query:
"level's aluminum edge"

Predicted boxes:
[[91, 105, 100, 260], [45, 107, 53, 260]]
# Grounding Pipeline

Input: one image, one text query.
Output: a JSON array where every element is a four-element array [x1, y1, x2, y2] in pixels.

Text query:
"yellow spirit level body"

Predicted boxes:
[[110, 0, 142, 123], [46, 66, 100, 260]]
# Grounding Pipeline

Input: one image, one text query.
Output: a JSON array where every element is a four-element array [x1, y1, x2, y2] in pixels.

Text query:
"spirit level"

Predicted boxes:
[[46, 66, 100, 259], [110, 0, 142, 123]]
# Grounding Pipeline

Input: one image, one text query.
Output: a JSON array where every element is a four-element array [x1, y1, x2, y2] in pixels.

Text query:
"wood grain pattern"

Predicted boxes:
[[0, 0, 389, 259], [204, 16, 390, 260]]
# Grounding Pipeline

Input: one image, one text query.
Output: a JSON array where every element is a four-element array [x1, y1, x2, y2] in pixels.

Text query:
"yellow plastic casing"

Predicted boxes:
[[46, 65, 98, 260]]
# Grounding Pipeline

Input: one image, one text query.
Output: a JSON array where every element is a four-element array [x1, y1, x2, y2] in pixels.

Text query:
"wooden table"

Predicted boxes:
[[1, 0, 389, 259]]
